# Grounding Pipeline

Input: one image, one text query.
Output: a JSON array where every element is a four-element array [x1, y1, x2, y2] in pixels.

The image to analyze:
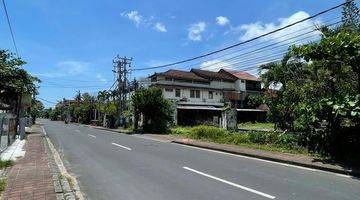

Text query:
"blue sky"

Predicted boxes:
[[0, 0, 346, 107]]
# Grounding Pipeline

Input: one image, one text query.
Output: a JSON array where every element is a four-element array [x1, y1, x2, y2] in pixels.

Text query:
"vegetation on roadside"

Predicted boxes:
[[132, 87, 173, 133], [0, 178, 7, 193], [171, 126, 309, 155], [59, 174, 75, 189], [238, 122, 275, 131], [260, 1, 360, 162], [0, 160, 14, 169]]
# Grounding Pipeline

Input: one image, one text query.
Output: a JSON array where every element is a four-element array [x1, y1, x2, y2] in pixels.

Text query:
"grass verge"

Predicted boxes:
[[238, 122, 275, 131], [0, 178, 7, 195], [171, 125, 309, 155], [0, 160, 14, 169]]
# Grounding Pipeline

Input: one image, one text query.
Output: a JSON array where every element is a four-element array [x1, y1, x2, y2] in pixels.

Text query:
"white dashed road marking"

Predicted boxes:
[[111, 142, 131, 151], [88, 134, 96, 138], [183, 166, 276, 199]]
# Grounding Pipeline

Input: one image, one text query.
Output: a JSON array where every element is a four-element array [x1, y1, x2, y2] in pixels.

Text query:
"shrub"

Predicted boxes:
[[171, 126, 192, 136], [190, 125, 227, 140], [0, 160, 14, 169], [0, 178, 6, 192], [171, 125, 307, 154]]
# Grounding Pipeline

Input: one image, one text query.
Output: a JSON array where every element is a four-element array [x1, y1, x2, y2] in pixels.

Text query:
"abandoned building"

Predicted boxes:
[[149, 68, 267, 126]]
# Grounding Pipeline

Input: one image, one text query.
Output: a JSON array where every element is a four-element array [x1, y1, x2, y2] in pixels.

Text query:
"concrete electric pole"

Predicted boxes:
[[113, 55, 132, 127]]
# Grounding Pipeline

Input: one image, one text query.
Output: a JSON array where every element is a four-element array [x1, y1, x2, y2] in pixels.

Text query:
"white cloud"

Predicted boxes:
[[238, 11, 321, 43], [216, 16, 230, 26], [154, 22, 167, 32], [57, 61, 89, 75], [122, 10, 142, 26], [96, 73, 107, 83], [188, 22, 206, 41], [200, 59, 234, 71], [122, 11, 168, 33]]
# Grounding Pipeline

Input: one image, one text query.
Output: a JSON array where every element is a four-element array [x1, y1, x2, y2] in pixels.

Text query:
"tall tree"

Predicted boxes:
[[342, 0, 360, 31]]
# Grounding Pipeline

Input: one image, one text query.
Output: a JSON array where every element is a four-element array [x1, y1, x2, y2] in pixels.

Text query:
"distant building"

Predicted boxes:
[[149, 68, 266, 125], [56, 99, 77, 108]]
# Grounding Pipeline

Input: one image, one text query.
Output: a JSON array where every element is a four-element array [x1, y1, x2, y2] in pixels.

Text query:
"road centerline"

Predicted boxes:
[[183, 166, 276, 199], [88, 134, 96, 138], [111, 142, 131, 151]]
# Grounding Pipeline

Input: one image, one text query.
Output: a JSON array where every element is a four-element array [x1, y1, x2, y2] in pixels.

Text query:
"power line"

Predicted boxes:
[[133, 2, 347, 71], [37, 76, 110, 83], [37, 97, 58, 105], [191, 20, 342, 70], [1, 0, 19, 56], [185, 16, 341, 71], [143, 19, 340, 73]]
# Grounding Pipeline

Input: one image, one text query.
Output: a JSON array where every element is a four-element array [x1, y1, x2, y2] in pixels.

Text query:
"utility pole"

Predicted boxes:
[[113, 55, 132, 127]]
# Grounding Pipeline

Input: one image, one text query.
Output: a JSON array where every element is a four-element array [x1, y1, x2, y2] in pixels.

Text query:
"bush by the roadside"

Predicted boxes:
[[171, 126, 307, 154], [0, 160, 14, 169], [0, 178, 6, 192]]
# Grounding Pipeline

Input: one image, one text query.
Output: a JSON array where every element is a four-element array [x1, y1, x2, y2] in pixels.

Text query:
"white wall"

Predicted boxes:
[[235, 79, 246, 91], [162, 88, 223, 104], [209, 81, 235, 90]]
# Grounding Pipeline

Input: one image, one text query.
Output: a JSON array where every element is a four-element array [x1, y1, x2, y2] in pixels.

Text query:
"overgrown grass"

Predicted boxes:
[[0, 178, 7, 193], [0, 160, 14, 169], [59, 174, 75, 189], [238, 122, 275, 131], [171, 125, 308, 155]]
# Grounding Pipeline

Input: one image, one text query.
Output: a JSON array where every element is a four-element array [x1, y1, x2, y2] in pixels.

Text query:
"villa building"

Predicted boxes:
[[149, 68, 266, 125]]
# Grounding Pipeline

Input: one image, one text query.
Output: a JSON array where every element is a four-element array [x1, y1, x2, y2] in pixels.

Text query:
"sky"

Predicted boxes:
[[0, 0, 347, 107]]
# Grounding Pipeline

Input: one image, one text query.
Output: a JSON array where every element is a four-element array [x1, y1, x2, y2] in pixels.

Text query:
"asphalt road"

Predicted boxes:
[[41, 119, 360, 200]]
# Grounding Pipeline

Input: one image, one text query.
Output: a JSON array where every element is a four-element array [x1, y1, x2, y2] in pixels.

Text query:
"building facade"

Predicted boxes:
[[149, 68, 266, 125]]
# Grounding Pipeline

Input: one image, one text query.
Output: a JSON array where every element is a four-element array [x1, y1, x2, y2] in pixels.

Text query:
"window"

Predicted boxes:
[[190, 90, 195, 98], [241, 80, 245, 83], [196, 90, 200, 98], [175, 89, 181, 97], [209, 91, 213, 99], [190, 90, 200, 98], [165, 88, 173, 92]]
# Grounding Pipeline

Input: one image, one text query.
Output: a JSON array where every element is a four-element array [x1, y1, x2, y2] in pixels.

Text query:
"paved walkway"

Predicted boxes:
[[2, 132, 57, 200]]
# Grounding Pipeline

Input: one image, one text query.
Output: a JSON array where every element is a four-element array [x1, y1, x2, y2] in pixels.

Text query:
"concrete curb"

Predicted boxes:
[[43, 135, 77, 200], [73, 123, 133, 134], [172, 140, 360, 177]]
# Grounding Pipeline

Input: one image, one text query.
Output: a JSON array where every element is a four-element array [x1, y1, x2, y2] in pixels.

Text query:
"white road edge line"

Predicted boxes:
[[177, 144, 353, 178], [131, 135, 167, 143], [175, 143, 317, 172], [88, 134, 96, 138], [183, 166, 276, 199], [111, 142, 131, 151]]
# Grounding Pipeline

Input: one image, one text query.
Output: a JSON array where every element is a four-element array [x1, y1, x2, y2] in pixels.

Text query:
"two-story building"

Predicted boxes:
[[149, 68, 265, 125]]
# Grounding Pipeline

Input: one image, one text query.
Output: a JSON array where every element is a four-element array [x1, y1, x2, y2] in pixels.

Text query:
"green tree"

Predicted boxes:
[[0, 50, 39, 109], [132, 87, 173, 133], [30, 99, 44, 123], [261, 11, 360, 160], [342, 0, 360, 32]]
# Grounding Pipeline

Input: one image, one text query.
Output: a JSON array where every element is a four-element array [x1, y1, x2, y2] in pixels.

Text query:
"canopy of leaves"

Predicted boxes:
[[261, 13, 360, 161], [132, 87, 173, 133], [0, 50, 39, 105]]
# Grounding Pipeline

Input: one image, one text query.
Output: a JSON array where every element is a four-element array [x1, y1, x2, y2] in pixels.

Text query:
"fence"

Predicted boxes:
[[0, 113, 17, 152]]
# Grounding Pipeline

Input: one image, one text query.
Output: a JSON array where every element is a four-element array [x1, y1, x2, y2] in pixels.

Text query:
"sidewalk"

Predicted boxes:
[[1, 126, 57, 200]]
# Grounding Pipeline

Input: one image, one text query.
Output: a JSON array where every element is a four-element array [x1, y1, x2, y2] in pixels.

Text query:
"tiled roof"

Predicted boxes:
[[219, 69, 259, 81], [154, 69, 209, 82], [190, 68, 237, 82]]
